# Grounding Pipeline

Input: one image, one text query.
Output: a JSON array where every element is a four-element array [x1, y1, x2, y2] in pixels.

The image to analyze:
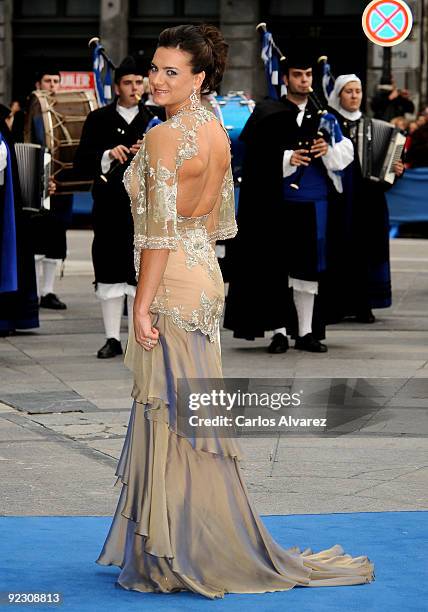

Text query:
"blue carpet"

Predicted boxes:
[[1, 512, 426, 611]]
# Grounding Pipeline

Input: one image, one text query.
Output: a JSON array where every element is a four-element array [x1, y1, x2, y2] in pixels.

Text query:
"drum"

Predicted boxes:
[[25, 89, 98, 194], [206, 92, 254, 183]]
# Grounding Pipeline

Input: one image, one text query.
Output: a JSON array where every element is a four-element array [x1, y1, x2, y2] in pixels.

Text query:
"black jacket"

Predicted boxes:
[[73, 101, 154, 284], [223, 97, 328, 340]]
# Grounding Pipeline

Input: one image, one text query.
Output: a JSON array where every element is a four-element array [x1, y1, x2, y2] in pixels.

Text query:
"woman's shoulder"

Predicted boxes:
[[170, 106, 219, 131], [143, 120, 182, 158], [144, 120, 173, 143]]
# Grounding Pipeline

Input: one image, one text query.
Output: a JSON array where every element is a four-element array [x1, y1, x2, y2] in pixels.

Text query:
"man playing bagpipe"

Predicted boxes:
[[325, 74, 404, 324], [74, 56, 161, 359], [224, 51, 353, 353]]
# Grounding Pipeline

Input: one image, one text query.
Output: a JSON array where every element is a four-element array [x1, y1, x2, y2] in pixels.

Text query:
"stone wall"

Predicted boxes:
[[220, 0, 264, 99], [100, 0, 129, 67]]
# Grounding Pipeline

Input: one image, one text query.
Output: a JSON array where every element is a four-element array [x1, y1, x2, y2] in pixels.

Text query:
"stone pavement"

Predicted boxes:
[[0, 231, 427, 516]]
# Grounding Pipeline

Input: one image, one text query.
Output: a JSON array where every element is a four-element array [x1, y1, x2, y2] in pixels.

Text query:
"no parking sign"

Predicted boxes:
[[362, 0, 413, 46]]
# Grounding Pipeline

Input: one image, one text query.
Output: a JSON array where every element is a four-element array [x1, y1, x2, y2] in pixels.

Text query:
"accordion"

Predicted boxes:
[[14, 143, 51, 211], [357, 118, 406, 184]]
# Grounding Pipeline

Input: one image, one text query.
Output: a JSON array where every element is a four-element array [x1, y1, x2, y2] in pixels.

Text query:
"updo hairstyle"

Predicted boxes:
[[157, 24, 228, 94]]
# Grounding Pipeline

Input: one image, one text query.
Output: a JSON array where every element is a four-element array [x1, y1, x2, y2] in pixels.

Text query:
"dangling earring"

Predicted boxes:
[[190, 87, 199, 109]]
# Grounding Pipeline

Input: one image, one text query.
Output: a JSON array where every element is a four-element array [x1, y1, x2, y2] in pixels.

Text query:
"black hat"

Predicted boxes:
[[282, 50, 314, 73], [114, 55, 147, 83], [35, 66, 61, 82]]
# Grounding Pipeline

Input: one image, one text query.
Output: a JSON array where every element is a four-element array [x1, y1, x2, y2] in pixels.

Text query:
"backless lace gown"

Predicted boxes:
[[96, 106, 374, 598]]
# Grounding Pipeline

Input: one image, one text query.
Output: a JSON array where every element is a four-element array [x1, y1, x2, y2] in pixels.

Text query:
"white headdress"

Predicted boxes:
[[328, 74, 362, 120]]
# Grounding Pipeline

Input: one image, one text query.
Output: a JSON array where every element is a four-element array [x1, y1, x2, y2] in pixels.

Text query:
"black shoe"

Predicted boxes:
[[267, 333, 289, 354], [0, 329, 15, 337], [355, 309, 376, 324], [97, 338, 123, 359], [294, 333, 328, 353], [40, 293, 67, 310]]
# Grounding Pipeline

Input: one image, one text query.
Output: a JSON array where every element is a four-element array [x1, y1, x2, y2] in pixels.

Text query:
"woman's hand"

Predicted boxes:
[[393, 159, 405, 177], [134, 311, 159, 351]]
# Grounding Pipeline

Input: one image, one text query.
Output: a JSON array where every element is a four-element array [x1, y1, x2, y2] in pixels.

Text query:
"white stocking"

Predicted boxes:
[[41, 258, 59, 296], [293, 289, 315, 337], [34, 255, 44, 298], [100, 296, 124, 341], [273, 327, 287, 336]]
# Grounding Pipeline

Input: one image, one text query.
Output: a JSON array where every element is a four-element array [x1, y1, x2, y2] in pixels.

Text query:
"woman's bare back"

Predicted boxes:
[[175, 118, 231, 218]]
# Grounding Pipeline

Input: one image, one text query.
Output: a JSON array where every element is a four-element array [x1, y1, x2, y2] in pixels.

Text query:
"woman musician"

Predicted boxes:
[[325, 74, 404, 324]]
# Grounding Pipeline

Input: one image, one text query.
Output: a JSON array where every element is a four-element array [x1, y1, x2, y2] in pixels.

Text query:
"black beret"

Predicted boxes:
[[114, 55, 147, 83], [282, 50, 314, 72], [35, 67, 61, 83]]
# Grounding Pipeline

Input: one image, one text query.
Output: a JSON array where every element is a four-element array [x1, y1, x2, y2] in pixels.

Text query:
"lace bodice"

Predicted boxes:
[[123, 106, 237, 342]]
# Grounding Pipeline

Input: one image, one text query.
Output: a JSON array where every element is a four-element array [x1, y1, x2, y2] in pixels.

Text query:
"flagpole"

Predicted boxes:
[[88, 37, 116, 70], [255, 22, 286, 61]]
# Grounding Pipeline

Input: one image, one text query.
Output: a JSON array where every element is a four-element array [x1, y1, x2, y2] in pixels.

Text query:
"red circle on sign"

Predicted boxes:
[[362, 0, 413, 47]]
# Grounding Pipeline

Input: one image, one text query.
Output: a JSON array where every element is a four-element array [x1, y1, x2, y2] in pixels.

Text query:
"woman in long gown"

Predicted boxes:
[[96, 25, 374, 598]]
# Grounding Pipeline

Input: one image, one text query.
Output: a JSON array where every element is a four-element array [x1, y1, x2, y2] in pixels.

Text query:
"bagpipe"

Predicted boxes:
[[256, 23, 344, 191], [88, 37, 163, 183]]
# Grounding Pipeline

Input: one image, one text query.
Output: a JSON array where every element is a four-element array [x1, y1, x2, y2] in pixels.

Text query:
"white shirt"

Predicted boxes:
[[101, 103, 139, 173], [296, 102, 306, 127]]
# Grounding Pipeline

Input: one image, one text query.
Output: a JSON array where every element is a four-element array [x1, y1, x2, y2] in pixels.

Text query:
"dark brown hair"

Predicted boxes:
[[157, 24, 228, 94]]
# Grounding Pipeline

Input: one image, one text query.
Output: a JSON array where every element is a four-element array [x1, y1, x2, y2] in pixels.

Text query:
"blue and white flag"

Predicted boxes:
[[319, 112, 343, 146], [319, 113, 345, 192], [261, 30, 280, 100], [320, 60, 335, 103], [92, 42, 114, 106]]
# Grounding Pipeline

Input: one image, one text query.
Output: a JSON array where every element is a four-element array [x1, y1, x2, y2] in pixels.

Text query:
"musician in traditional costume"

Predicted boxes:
[[26, 68, 70, 310], [74, 56, 156, 358], [224, 53, 353, 353], [0, 104, 39, 335], [326, 74, 404, 323]]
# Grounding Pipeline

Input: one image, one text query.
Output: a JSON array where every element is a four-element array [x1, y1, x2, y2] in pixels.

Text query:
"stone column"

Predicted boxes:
[[100, 0, 129, 66], [220, 0, 264, 99], [0, 0, 12, 105]]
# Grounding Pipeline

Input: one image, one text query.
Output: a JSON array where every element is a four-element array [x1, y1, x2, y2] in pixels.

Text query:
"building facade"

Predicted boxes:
[[2, 0, 427, 112]]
